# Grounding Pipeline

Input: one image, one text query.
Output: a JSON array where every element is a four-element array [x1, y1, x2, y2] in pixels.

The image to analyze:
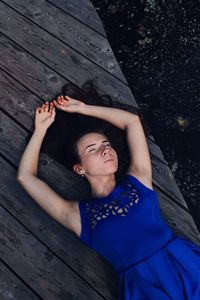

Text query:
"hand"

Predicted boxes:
[[52, 95, 86, 113], [35, 101, 56, 131]]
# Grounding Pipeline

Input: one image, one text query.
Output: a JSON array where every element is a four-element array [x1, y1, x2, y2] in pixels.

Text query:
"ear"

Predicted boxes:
[[73, 164, 84, 175]]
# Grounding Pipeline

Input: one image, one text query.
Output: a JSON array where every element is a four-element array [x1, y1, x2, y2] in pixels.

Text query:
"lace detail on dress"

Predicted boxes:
[[85, 181, 140, 229]]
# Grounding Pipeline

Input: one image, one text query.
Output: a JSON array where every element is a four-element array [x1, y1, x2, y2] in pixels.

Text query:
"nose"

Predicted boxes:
[[102, 145, 110, 156]]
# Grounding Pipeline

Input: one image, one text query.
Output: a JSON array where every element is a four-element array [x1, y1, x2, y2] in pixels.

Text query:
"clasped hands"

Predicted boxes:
[[35, 95, 86, 131]]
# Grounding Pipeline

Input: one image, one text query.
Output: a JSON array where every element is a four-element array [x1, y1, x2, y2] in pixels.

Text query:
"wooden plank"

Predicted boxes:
[[1, 0, 123, 82], [2, 0, 199, 293], [140, 138, 188, 210], [0, 53, 190, 210], [0, 114, 118, 298], [1, 110, 200, 246], [0, 1, 194, 210], [0, 202, 107, 300], [46, 0, 107, 37], [0, 3, 132, 102], [123, 135, 189, 210], [0, 71, 43, 129], [0, 259, 41, 300], [151, 156, 188, 210], [0, 33, 133, 106], [157, 193, 200, 246], [1, 157, 199, 300], [0, 36, 67, 100]]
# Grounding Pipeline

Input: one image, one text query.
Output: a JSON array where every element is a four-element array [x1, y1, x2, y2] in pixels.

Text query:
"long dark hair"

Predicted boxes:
[[29, 79, 142, 177]]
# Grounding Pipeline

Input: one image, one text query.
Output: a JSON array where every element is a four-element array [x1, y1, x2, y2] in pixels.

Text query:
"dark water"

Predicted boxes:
[[91, 0, 200, 230]]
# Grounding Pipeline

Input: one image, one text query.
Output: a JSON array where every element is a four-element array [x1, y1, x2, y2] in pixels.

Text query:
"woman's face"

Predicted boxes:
[[75, 132, 118, 177]]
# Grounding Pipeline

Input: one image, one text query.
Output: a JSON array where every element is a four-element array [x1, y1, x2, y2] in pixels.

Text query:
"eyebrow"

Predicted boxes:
[[84, 140, 109, 152]]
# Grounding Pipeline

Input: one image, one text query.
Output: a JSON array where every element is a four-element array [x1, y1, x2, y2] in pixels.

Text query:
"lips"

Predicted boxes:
[[104, 158, 114, 163]]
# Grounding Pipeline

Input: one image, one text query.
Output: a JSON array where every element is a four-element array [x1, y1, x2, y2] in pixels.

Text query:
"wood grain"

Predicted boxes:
[[0, 0, 124, 82]]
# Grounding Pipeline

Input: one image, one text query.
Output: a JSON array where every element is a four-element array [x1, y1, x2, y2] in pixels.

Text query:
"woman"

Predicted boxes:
[[17, 81, 200, 300]]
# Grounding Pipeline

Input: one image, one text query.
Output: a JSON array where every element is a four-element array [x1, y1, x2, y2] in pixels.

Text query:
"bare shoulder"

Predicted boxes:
[[63, 201, 81, 238], [126, 169, 154, 191]]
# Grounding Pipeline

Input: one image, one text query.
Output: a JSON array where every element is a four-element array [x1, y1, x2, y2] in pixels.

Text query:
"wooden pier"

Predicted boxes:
[[0, 1, 200, 299]]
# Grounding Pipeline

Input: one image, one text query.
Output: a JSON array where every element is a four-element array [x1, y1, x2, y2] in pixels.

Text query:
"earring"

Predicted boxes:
[[81, 174, 85, 178]]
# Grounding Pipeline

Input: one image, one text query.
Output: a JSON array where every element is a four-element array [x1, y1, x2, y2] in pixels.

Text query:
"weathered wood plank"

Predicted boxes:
[[1, 0, 123, 82], [0, 158, 118, 299], [0, 36, 66, 100], [0, 260, 41, 300], [0, 72, 43, 129], [0, 202, 107, 300], [151, 157, 188, 210], [47, 0, 107, 37], [1, 110, 200, 246], [0, 112, 118, 298], [157, 193, 200, 246], [0, 1, 194, 211], [0, 3, 132, 102], [0, 67, 189, 210], [142, 139, 188, 210], [1, 0, 199, 298], [124, 136, 189, 210], [0, 34, 133, 106]]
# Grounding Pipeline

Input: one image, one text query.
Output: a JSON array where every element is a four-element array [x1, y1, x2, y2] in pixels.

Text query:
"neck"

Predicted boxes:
[[89, 174, 116, 198]]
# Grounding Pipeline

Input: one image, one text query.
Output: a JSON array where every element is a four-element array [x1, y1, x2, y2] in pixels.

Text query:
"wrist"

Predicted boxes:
[[34, 127, 47, 136], [80, 104, 93, 116]]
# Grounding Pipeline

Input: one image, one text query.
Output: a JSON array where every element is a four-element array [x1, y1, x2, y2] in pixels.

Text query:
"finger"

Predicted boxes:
[[56, 95, 62, 101], [57, 96, 62, 101], [53, 100, 64, 110], [40, 104, 45, 112], [57, 97, 64, 104], [44, 101, 49, 112], [50, 102, 54, 111], [64, 95, 71, 101], [53, 100, 60, 108], [51, 107, 56, 115], [50, 106, 56, 117], [36, 107, 41, 114], [61, 96, 67, 103]]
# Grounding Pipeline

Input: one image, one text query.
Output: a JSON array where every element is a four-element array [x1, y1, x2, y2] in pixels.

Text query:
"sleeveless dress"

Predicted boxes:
[[78, 174, 200, 300]]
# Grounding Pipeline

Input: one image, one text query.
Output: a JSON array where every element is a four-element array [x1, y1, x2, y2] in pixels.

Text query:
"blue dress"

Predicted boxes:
[[79, 174, 200, 299]]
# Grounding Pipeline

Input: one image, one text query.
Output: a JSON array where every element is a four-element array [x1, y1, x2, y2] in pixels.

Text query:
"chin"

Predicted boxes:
[[105, 163, 118, 174]]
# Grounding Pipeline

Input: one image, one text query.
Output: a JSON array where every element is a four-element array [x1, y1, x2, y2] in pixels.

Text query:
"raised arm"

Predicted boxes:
[[16, 102, 77, 232], [125, 118, 152, 187], [82, 104, 152, 187], [53, 96, 153, 189]]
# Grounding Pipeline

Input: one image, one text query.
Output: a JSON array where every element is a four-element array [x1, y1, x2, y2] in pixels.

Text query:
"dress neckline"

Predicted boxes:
[[92, 184, 121, 200]]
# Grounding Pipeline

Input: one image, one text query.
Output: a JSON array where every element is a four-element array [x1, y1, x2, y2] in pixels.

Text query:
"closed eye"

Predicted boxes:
[[88, 143, 111, 153]]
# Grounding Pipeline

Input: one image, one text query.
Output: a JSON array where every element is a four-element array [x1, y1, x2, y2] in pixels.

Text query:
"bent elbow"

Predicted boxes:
[[16, 173, 32, 183], [16, 174, 24, 183], [16, 169, 36, 182]]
